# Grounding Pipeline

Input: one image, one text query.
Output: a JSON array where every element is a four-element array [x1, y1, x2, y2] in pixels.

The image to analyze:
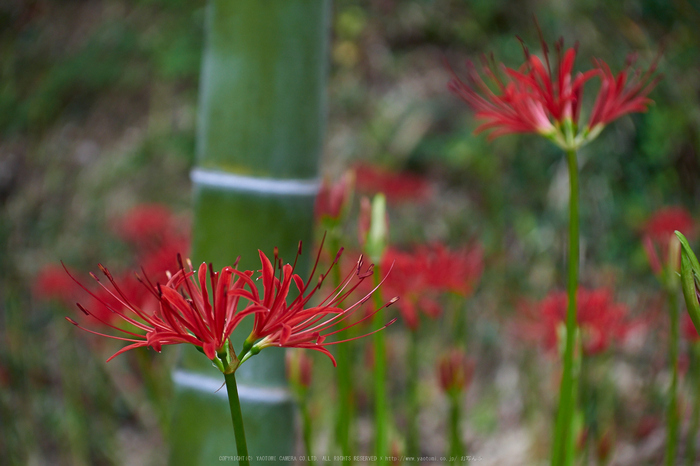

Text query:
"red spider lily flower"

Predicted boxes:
[[354, 163, 432, 204], [67, 245, 397, 370], [315, 171, 354, 224], [449, 31, 659, 149], [419, 242, 484, 297], [380, 247, 442, 331], [588, 54, 660, 131], [437, 348, 475, 394], [642, 207, 694, 275], [236, 245, 398, 366], [518, 288, 630, 356]]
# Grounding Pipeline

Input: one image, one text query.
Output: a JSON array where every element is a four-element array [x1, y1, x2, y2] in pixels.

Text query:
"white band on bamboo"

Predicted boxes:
[[191, 168, 319, 196], [172, 369, 292, 403]]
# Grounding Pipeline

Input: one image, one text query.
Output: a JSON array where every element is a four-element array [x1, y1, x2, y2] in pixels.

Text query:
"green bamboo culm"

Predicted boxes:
[[169, 1, 331, 465]]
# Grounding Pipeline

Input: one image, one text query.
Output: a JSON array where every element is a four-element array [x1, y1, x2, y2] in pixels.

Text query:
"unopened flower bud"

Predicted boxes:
[[286, 349, 313, 392], [358, 194, 389, 263], [315, 170, 355, 225], [437, 348, 474, 395]]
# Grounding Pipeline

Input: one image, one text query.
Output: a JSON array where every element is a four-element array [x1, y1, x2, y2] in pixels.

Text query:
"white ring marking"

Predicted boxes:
[[172, 369, 292, 403], [191, 168, 319, 196]]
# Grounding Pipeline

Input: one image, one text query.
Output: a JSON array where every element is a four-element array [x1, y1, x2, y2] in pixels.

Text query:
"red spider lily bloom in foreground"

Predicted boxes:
[[66, 244, 396, 370], [642, 207, 694, 275], [519, 288, 630, 356], [448, 33, 659, 149]]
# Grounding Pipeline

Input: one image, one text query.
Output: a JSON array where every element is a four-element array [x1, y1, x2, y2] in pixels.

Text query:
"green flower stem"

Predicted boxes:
[[407, 328, 420, 456], [665, 285, 680, 466], [448, 393, 463, 466], [687, 342, 700, 466], [300, 400, 315, 466], [552, 148, 580, 466], [331, 235, 354, 465], [372, 265, 389, 465], [224, 372, 250, 466]]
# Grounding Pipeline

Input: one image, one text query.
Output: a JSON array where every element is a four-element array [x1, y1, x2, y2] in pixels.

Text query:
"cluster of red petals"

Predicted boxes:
[[354, 163, 432, 204], [236, 246, 395, 364], [588, 55, 660, 129], [448, 35, 658, 139], [437, 347, 475, 394], [37, 204, 189, 326], [642, 207, 694, 275], [518, 288, 630, 356], [67, 245, 395, 365], [419, 242, 484, 297], [380, 242, 483, 330]]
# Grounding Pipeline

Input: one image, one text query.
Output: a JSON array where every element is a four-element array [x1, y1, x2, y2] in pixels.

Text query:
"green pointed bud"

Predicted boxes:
[[365, 193, 388, 263], [677, 231, 700, 334]]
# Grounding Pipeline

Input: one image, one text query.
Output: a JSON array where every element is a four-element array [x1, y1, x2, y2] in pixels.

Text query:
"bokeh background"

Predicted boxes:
[[2, 0, 700, 464]]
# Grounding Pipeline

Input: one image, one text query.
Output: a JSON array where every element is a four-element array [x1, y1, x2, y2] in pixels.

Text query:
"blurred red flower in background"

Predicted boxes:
[[642, 207, 694, 275], [315, 171, 354, 223], [354, 163, 432, 204], [380, 242, 483, 330], [35, 264, 81, 304], [519, 288, 630, 355], [420, 242, 483, 297], [37, 204, 190, 326], [113, 203, 190, 276], [683, 313, 699, 342], [381, 246, 441, 330]]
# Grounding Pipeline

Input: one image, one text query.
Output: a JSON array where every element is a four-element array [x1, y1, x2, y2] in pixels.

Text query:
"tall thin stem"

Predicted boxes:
[[551, 148, 579, 466], [224, 372, 250, 466], [665, 286, 680, 466], [687, 342, 700, 466], [407, 328, 420, 456], [300, 401, 315, 466], [448, 393, 464, 465], [372, 265, 389, 465]]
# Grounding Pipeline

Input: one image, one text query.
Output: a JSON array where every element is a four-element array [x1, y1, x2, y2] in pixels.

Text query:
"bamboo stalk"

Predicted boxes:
[[170, 1, 331, 464]]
